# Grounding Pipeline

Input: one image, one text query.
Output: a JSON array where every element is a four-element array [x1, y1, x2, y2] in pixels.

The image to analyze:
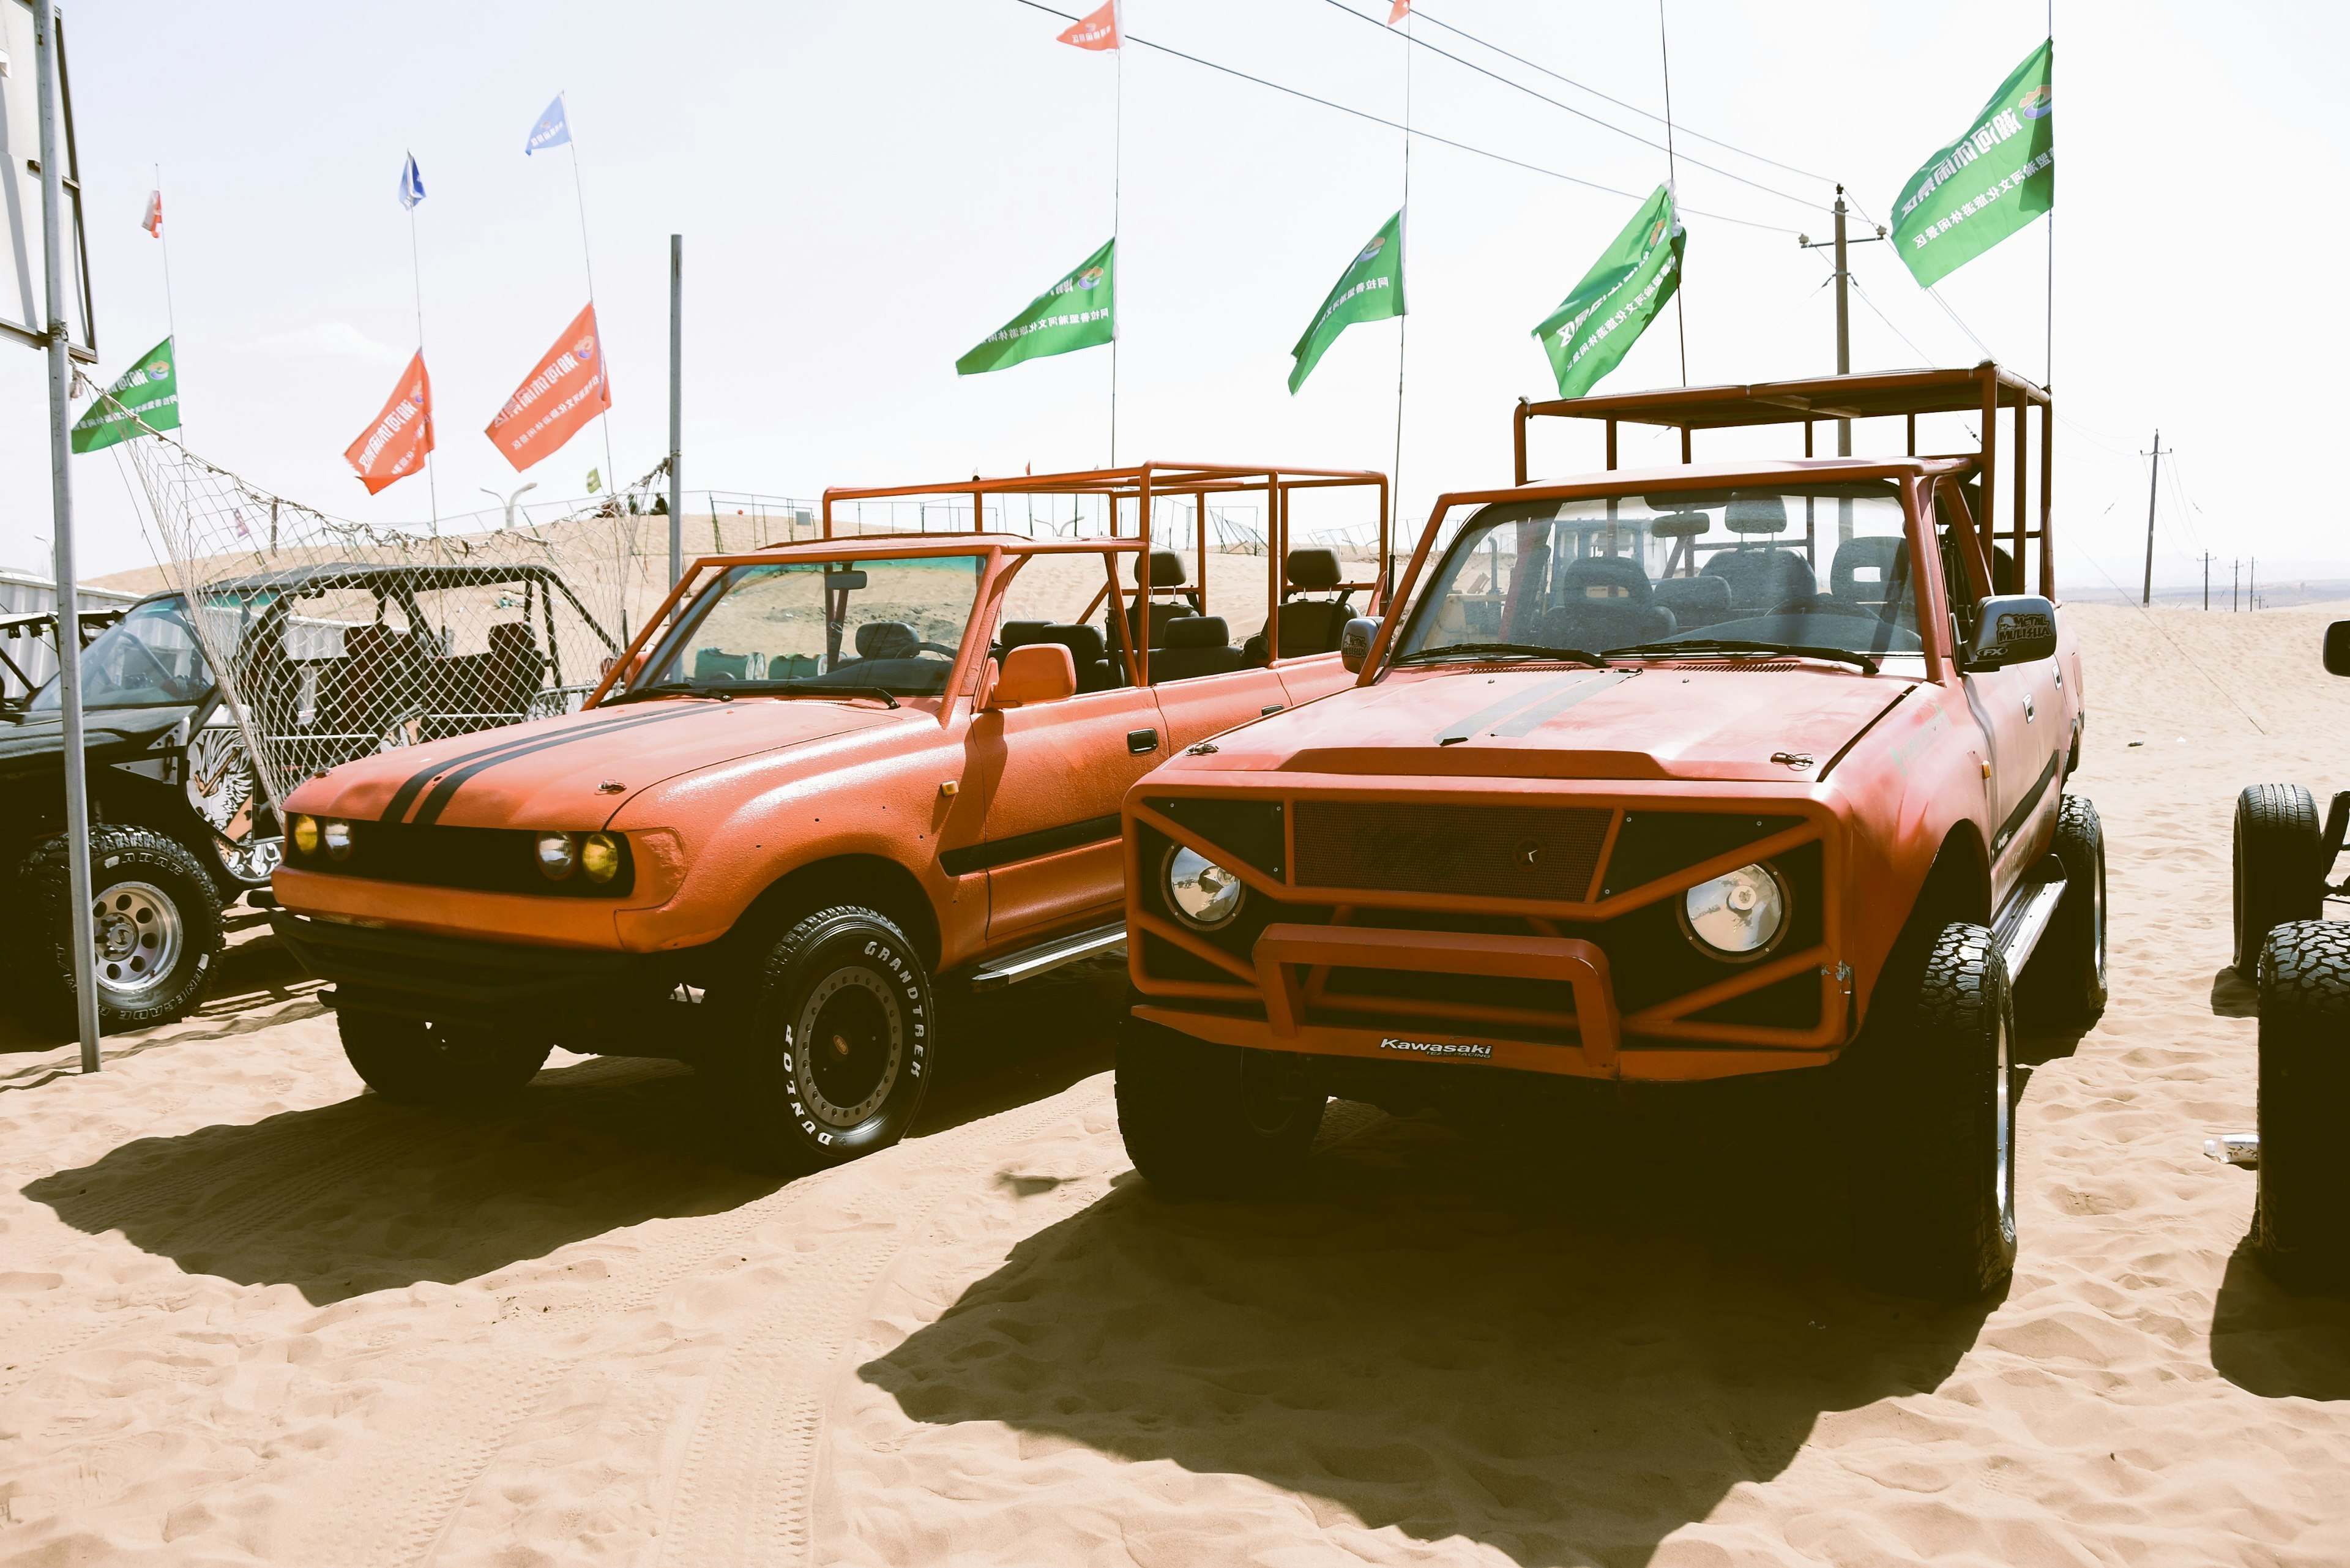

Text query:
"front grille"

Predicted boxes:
[[286, 821, 635, 898], [1293, 801, 1610, 902]]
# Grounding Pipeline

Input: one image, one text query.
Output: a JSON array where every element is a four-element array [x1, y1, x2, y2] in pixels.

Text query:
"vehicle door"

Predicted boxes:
[[966, 548, 1168, 939], [1158, 542, 1351, 743], [1940, 480, 2059, 886]]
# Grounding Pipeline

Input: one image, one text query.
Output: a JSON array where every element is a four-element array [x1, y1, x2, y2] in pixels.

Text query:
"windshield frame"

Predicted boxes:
[[1375, 468, 1948, 681], [29, 592, 218, 713]]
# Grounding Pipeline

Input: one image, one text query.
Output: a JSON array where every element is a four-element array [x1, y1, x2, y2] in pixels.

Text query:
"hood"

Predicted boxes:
[[1174, 663, 1912, 783], [0, 701, 195, 783], [284, 695, 908, 827]]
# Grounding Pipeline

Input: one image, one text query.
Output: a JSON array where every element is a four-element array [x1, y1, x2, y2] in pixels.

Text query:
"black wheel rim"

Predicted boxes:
[[794, 965, 903, 1130]]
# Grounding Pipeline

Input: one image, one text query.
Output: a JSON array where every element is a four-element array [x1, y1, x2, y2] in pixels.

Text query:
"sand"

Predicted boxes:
[[4, 601, 2349, 1566]]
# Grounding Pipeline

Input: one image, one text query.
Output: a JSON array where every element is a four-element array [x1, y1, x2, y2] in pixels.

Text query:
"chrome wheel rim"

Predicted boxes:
[[794, 967, 903, 1129], [91, 881, 185, 1004]]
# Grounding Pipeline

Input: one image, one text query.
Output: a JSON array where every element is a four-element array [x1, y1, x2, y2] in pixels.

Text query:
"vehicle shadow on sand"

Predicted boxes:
[[857, 1077, 2002, 1568], [20, 953, 1128, 1307], [2208, 1236, 2350, 1402]]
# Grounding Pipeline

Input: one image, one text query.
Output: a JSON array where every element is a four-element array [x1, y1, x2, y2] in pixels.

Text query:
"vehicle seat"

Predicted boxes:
[[1532, 555, 1674, 650], [1652, 574, 1733, 630], [1829, 537, 1904, 614], [1125, 550, 1199, 648], [853, 622, 921, 661], [1031, 622, 1116, 692], [1243, 547, 1354, 663], [480, 621, 544, 716], [1150, 616, 1245, 682], [1703, 548, 1817, 612]]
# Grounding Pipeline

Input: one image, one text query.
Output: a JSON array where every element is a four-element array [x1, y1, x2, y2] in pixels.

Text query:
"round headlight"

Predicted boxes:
[[1680, 862, 1789, 961], [321, 819, 355, 862], [535, 831, 580, 881], [580, 832, 622, 884], [1163, 845, 1245, 931], [291, 814, 319, 856]]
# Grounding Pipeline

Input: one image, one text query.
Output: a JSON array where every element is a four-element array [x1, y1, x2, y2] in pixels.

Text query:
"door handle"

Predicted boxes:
[[1128, 728, 1159, 755]]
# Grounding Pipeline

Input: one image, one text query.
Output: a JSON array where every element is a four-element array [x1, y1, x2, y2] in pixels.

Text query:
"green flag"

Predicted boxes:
[[1288, 211, 1403, 395], [1890, 39, 2053, 288], [1532, 186, 1685, 400], [70, 335, 181, 454], [957, 239, 1116, 376]]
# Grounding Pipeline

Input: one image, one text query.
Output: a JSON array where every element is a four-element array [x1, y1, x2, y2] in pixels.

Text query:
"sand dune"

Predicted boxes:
[[4, 602, 2349, 1565]]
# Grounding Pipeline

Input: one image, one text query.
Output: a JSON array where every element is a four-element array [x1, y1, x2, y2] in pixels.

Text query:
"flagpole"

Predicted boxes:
[[1392, 7, 1412, 515], [154, 163, 181, 434], [2043, 6, 2054, 389], [1657, 0, 1687, 386], [561, 94, 619, 507], [405, 182, 439, 531], [1109, 3, 1123, 468]]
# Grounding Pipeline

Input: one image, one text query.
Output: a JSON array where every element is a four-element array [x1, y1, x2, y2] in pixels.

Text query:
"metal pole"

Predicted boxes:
[[1833, 189, 1851, 455], [2141, 428, 2160, 607], [668, 234, 684, 591], [35, 0, 101, 1071], [2203, 553, 2209, 611]]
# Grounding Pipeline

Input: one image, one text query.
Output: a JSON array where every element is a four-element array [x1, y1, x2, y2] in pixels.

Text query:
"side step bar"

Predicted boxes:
[[1991, 855, 2068, 977], [969, 921, 1127, 991]]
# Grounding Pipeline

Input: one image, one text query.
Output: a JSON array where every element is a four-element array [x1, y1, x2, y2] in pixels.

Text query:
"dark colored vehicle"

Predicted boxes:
[[0, 562, 613, 1032], [2229, 619, 2350, 1288]]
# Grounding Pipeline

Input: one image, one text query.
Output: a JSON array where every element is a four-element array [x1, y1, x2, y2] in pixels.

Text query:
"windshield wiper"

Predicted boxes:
[[1602, 638, 1879, 676], [1392, 641, 1609, 669], [757, 682, 902, 709], [603, 679, 714, 705]]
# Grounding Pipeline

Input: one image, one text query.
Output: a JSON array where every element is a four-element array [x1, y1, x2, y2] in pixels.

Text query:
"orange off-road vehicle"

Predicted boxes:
[[268, 463, 1387, 1170], [1114, 367, 2105, 1298]]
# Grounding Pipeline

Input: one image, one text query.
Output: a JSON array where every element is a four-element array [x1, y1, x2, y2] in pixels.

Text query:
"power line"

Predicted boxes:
[[1318, 0, 1835, 216], [1005, 0, 1804, 234], [1845, 276, 1934, 365], [1402, 2, 1836, 187]]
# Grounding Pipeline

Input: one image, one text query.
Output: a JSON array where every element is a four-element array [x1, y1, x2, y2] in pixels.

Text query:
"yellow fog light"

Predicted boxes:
[[535, 831, 580, 880], [291, 814, 319, 856], [580, 832, 622, 884], [322, 819, 355, 862]]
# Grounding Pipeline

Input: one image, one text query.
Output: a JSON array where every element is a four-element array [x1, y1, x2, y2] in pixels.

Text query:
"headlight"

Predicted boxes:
[[580, 832, 622, 884], [291, 814, 319, 856], [1163, 844, 1245, 931], [535, 831, 580, 880], [322, 819, 355, 862], [1680, 862, 1788, 961]]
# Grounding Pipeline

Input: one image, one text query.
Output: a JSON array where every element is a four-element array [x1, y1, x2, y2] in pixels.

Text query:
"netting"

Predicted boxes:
[[113, 425, 674, 823]]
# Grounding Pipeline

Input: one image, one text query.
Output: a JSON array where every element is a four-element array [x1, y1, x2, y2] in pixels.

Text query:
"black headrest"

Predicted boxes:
[[999, 619, 1053, 648], [1725, 493, 1789, 534], [1042, 622, 1106, 662], [1133, 550, 1187, 588], [1652, 575, 1731, 608], [1648, 511, 1711, 539], [1285, 548, 1342, 592], [854, 621, 919, 659], [1830, 537, 1903, 599], [1560, 554, 1652, 605], [1163, 615, 1231, 649]]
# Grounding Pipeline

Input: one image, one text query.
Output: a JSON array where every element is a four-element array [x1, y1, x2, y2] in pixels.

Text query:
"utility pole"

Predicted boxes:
[[2250, 556, 2257, 611], [668, 234, 684, 597], [2141, 428, 2168, 607], [2233, 559, 2240, 613], [1796, 188, 1886, 544], [2203, 553, 2210, 611]]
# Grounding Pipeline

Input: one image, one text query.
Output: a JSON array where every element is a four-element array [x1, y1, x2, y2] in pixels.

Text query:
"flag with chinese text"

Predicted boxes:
[[956, 240, 1116, 375], [70, 337, 181, 454], [485, 304, 611, 471], [1057, 1, 1119, 50], [344, 352, 435, 494], [1532, 184, 1684, 399], [141, 190, 162, 237], [1288, 211, 1403, 395], [1890, 39, 2052, 287]]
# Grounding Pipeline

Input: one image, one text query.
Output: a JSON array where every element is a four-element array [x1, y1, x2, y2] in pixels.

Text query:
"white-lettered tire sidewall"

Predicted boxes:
[[739, 908, 934, 1171]]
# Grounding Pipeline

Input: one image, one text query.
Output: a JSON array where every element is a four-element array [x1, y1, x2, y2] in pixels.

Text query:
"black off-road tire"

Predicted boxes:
[[2019, 795, 2108, 1027], [2236, 785, 2322, 972], [8, 826, 226, 1032], [2253, 920, 2350, 1288], [1116, 1010, 1326, 1198], [338, 1009, 552, 1103], [699, 905, 936, 1173], [1845, 922, 2017, 1299]]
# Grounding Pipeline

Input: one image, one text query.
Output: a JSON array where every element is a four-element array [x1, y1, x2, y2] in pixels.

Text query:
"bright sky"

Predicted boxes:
[[2, 1, 2339, 594]]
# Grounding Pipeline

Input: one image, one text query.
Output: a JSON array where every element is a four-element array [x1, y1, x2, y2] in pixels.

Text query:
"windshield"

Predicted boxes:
[[633, 554, 981, 698], [1392, 483, 1923, 664], [31, 595, 214, 711]]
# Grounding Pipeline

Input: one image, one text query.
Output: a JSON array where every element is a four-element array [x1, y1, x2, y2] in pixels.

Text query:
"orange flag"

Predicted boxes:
[[1387, 0, 1411, 21], [485, 303, 611, 472], [1058, 0, 1118, 50], [344, 351, 435, 495]]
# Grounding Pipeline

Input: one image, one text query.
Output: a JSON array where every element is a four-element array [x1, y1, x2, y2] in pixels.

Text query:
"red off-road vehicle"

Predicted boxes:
[[1114, 367, 2103, 1299]]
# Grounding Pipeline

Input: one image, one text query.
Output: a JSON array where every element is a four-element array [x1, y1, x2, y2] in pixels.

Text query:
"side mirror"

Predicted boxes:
[[2326, 621, 2350, 678], [987, 643, 1076, 708], [1963, 595, 2058, 670], [1340, 616, 1381, 673]]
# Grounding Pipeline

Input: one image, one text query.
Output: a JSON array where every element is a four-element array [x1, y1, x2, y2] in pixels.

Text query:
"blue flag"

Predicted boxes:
[[525, 95, 571, 155], [398, 152, 425, 211]]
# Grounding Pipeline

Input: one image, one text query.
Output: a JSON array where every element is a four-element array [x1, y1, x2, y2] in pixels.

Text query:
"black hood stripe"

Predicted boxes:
[[1433, 670, 1605, 745], [379, 707, 710, 825], [377, 706, 696, 823]]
